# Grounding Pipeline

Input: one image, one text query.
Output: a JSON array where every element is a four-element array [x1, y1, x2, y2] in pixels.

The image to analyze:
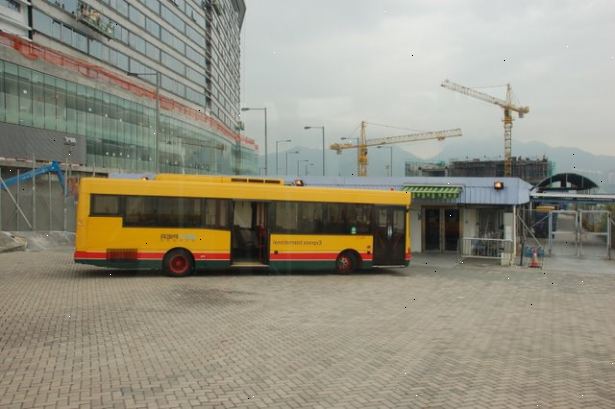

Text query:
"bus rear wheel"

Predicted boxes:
[[163, 249, 194, 277], [336, 252, 358, 274]]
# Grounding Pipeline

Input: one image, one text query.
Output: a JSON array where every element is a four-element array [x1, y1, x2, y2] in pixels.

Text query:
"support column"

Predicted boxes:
[[32, 155, 36, 231]]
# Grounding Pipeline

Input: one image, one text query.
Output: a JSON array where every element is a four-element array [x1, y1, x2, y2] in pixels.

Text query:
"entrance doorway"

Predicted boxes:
[[444, 209, 460, 251], [423, 207, 460, 252], [425, 208, 440, 251], [231, 201, 269, 265]]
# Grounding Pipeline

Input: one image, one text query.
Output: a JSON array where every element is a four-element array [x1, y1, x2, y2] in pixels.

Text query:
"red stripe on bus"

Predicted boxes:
[[74, 251, 230, 261], [193, 253, 230, 260], [74, 251, 107, 259]]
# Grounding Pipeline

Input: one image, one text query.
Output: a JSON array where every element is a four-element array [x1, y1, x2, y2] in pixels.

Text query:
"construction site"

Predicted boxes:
[[406, 156, 554, 186]]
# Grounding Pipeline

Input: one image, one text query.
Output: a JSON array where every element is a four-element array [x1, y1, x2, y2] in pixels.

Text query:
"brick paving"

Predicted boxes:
[[1, 249, 614, 408]]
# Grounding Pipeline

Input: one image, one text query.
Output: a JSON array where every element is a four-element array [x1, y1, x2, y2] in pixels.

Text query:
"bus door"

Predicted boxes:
[[373, 206, 406, 266], [231, 201, 269, 265]]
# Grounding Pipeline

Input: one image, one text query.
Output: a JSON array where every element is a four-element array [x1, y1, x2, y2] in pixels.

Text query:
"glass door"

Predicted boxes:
[[424, 208, 441, 251], [444, 209, 460, 251]]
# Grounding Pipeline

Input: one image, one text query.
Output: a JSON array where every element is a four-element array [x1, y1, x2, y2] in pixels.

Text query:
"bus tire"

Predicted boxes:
[[335, 251, 359, 274], [163, 249, 194, 277]]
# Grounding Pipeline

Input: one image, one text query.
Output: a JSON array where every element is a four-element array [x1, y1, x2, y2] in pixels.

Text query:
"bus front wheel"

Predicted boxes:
[[163, 249, 194, 277], [336, 251, 359, 274]]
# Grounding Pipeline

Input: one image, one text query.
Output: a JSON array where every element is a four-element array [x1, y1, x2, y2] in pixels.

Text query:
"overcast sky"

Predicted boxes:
[[239, 0, 615, 163]]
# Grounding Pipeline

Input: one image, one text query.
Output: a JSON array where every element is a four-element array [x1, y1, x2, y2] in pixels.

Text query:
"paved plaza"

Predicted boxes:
[[1, 249, 614, 408]]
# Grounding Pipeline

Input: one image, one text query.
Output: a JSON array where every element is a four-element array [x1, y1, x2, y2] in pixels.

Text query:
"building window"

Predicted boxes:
[[112, 23, 129, 44], [161, 75, 186, 98], [161, 52, 185, 75], [33, 10, 53, 35], [186, 87, 205, 106], [145, 42, 160, 61], [143, 0, 159, 13], [161, 4, 185, 33], [185, 25, 203, 45], [129, 5, 146, 28], [186, 45, 205, 66], [145, 17, 159, 38], [186, 67, 206, 87], [169, 0, 185, 12], [161, 27, 185, 54], [129, 32, 146, 54], [113, 0, 129, 17]]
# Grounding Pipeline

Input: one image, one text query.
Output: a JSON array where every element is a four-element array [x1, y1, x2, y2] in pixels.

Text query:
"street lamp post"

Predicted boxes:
[[377, 145, 393, 176], [242, 107, 268, 174], [305, 162, 315, 176], [297, 159, 309, 176], [275, 139, 291, 175], [286, 150, 299, 176], [127, 71, 160, 173], [304, 125, 325, 176], [63, 136, 77, 232]]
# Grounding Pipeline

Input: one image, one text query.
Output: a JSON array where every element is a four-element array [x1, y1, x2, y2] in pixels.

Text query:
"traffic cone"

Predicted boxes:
[[529, 247, 540, 268]]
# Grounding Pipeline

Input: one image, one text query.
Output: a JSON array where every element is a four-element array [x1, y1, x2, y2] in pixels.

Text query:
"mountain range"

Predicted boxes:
[[266, 138, 615, 192]]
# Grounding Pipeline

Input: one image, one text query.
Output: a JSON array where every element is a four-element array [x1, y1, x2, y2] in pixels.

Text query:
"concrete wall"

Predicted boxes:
[[463, 208, 478, 238], [0, 3, 29, 38], [0, 123, 86, 165]]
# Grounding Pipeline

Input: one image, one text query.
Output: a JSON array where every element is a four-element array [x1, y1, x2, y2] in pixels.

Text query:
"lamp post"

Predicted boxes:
[[305, 162, 315, 176], [241, 107, 268, 175], [286, 149, 299, 176], [297, 159, 309, 176], [304, 125, 325, 176], [377, 145, 393, 177], [275, 139, 291, 175], [63, 136, 77, 232], [127, 71, 160, 173]]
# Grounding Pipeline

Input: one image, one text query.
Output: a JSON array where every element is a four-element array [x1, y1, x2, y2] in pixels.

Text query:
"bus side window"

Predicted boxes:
[[355, 205, 372, 234], [203, 199, 229, 229], [124, 196, 157, 227], [272, 202, 298, 233], [91, 194, 120, 216]]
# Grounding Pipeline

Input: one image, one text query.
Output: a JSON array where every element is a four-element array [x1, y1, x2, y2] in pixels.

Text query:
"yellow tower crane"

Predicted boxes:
[[441, 79, 529, 177], [329, 121, 463, 177]]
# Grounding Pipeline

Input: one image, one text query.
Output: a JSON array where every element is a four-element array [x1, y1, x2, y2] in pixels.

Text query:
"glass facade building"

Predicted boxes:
[[0, 0, 257, 174]]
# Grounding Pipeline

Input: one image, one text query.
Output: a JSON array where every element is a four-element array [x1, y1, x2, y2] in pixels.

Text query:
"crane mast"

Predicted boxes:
[[441, 79, 529, 176], [330, 122, 462, 177]]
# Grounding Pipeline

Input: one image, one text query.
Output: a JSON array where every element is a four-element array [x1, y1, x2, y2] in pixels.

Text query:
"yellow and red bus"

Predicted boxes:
[[74, 176, 411, 276]]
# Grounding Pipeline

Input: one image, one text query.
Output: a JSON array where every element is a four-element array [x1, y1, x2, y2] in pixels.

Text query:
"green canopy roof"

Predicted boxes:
[[401, 185, 461, 200]]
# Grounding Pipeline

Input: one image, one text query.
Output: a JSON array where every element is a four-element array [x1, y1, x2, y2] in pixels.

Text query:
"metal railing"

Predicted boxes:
[[459, 238, 514, 260]]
